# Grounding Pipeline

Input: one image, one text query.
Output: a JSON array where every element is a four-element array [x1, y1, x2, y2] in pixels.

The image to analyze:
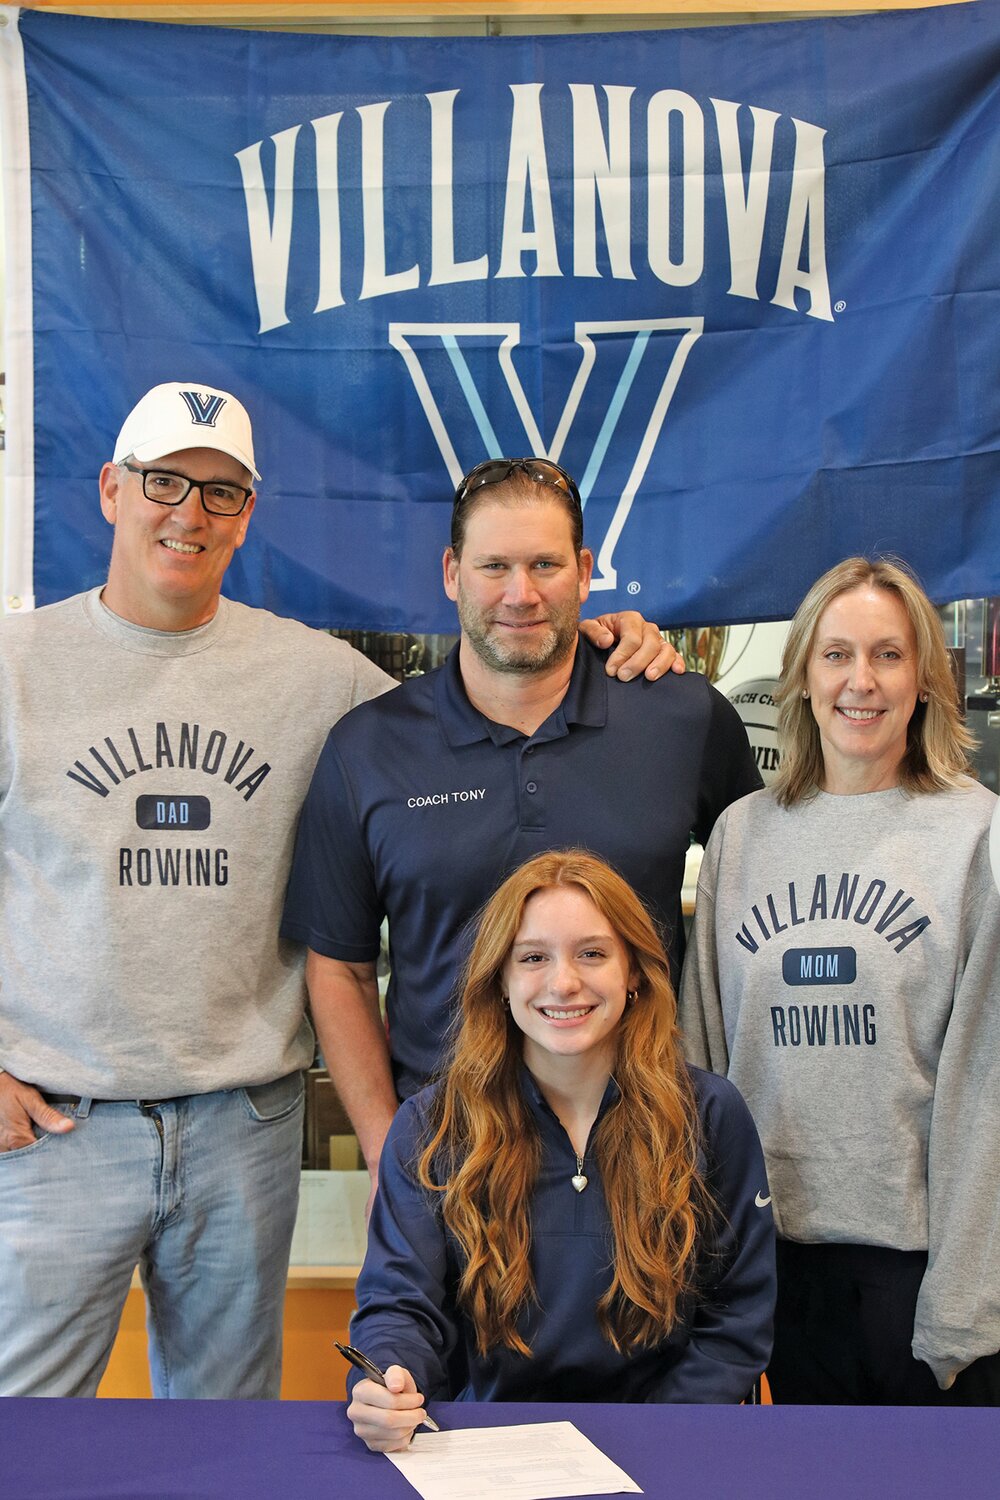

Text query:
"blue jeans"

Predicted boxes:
[[0, 1074, 303, 1397]]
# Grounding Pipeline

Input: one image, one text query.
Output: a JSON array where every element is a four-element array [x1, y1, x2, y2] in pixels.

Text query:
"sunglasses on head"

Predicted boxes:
[[452, 458, 582, 512]]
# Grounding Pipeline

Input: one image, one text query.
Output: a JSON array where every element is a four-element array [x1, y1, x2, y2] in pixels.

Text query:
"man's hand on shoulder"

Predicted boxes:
[[580, 611, 685, 681], [0, 1069, 75, 1152]]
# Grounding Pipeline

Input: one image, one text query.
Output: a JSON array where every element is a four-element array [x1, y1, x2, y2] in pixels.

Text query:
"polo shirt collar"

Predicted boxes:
[[434, 637, 609, 749]]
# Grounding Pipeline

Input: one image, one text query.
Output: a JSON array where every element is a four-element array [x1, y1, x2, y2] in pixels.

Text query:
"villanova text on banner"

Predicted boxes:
[[3, 4, 999, 629]]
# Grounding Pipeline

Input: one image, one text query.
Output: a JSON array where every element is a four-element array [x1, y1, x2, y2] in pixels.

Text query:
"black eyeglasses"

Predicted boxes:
[[452, 458, 582, 513], [121, 462, 253, 518]]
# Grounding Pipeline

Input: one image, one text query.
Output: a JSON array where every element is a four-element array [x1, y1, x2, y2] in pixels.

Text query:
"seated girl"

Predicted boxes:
[[348, 850, 775, 1450]]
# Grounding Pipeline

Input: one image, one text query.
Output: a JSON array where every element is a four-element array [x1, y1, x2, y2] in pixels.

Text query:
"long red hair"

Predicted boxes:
[[419, 850, 708, 1357]]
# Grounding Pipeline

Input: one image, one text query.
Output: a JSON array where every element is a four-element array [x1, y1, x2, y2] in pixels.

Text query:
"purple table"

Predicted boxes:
[[2, 1398, 997, 1499]]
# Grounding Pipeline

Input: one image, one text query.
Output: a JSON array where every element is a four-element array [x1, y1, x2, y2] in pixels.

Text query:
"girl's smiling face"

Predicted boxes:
[[503, 885, 637, 1075]]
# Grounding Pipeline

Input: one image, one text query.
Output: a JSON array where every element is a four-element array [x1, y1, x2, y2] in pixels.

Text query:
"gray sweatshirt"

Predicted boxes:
[[679, 781, 1000, 1388], [0, 589, 393, 1098]]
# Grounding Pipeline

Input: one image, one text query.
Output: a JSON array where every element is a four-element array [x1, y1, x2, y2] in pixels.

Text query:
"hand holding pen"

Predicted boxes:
[[338, 1342, 440, 1453]]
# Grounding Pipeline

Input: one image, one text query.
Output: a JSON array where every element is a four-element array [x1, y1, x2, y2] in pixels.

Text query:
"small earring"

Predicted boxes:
[[501, 994, 510, 1007], [920, 692, 929, 703], [626, 988, 639, 1004], [802, 688, 810, 699]]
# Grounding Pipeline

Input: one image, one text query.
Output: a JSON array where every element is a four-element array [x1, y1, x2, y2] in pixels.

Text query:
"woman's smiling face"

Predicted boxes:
[[806, 585, 920, 793]]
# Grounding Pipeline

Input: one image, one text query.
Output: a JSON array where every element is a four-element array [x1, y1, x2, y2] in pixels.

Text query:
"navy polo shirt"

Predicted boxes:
[[281, 639, 760, 1098]]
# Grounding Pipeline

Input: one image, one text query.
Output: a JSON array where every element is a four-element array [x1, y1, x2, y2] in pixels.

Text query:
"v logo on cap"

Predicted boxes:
[[179, 391, 227, 428]]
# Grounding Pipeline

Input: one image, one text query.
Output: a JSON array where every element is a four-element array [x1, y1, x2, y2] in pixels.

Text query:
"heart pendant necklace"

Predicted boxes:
[[571, 1154, 588, 1193]]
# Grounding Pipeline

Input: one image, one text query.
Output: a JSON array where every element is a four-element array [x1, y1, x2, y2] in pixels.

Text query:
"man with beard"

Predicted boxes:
[[282, 458, 760, 1200]]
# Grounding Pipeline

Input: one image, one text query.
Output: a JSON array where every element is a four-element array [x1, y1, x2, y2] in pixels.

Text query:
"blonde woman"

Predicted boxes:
[[680, 557, 1000, 1404], [346, 850, 774, 1450]]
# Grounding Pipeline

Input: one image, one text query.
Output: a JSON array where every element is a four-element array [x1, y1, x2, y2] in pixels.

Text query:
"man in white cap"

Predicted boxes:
[[0, 383, 673, 1399], [0, 383, 398, 1399]]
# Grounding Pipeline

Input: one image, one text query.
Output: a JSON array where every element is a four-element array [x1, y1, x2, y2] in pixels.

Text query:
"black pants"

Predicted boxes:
[[768, 1241, 1000, 1406]]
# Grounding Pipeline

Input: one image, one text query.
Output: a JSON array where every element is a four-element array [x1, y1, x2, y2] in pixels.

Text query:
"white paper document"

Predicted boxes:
[[386, 1419, 643, 1500]]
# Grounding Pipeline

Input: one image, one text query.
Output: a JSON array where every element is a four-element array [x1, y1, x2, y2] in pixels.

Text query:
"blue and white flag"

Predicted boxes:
[[1, 4, 998, 628]]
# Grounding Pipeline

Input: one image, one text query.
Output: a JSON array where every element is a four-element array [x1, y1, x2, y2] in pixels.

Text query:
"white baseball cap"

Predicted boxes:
[[113, 382, 261, 481]]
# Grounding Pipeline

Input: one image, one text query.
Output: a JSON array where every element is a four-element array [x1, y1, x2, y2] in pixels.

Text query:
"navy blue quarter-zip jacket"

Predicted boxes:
[[350, 1066, 775, 1404]]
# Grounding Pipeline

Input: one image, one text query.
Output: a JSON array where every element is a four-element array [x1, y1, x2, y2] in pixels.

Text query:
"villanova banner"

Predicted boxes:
[[1, 4, 998, 630]]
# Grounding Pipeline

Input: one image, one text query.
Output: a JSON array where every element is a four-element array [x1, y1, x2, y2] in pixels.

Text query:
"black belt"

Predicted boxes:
[[42, 1092, 178, 1111]]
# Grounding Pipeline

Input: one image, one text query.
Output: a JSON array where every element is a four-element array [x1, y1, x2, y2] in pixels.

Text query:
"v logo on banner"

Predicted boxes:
[[389, 319, 703, 589]]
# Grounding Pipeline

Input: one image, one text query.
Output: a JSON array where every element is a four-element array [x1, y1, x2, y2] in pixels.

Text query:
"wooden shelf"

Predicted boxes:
[[288, 1265, 361, 1289], [16, 1, 971, 19]]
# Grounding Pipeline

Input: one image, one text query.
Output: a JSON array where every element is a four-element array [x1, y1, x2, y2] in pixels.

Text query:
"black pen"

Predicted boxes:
[[335, 1341, 441, 1432]]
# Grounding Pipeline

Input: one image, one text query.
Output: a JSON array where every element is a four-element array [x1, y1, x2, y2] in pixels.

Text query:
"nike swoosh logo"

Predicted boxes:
[[755, 1191, 772, 1208]]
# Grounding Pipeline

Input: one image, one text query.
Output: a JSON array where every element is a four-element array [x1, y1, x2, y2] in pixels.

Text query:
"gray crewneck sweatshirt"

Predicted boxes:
[[679, 781, 1000, 1388], [0, 589, 392, 1097]]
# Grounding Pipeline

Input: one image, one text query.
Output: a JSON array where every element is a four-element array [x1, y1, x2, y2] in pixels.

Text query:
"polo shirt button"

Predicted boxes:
[[526, 781, 538, 794]]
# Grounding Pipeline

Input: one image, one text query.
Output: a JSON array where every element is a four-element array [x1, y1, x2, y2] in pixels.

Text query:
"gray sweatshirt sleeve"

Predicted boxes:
[[913, 837, 1000, 1388], [678, 822, 732, 1075]]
